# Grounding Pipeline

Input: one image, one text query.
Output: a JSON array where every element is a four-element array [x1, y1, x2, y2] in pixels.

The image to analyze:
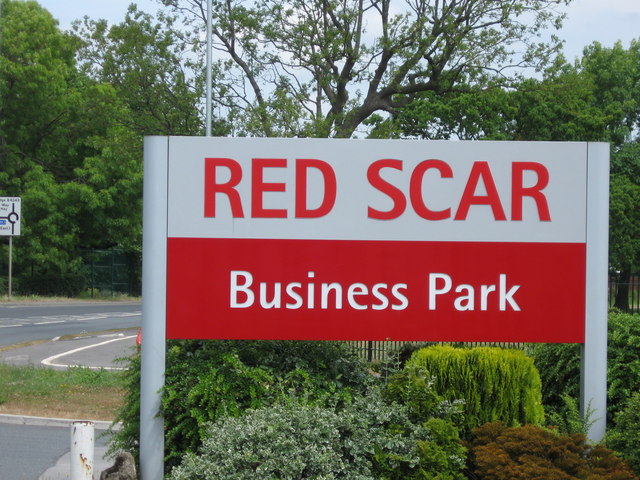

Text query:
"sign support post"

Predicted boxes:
[[8, 236, 12, 297], [140, 137, 168, 479], [581, 142, 610, 442]]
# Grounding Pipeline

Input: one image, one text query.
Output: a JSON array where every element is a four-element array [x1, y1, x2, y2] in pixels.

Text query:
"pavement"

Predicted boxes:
[[0, 413, 117, 479], [0, 330, 137, 479], [0, 330, 138, 371]]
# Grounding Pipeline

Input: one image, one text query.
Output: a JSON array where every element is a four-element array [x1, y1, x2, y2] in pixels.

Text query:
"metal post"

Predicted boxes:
[[70, 421, 94, 480], [581, 142, 610, 442], [8, 236, 12, 297], [140, 136, 169, 479], [205, 0, 212, 136]]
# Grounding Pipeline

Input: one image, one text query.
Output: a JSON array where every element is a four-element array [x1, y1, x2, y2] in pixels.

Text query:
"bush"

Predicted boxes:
[[533, 311, 640, 425], [607, 391, 640, 474], [467, 422, 638, 480], [389, 345, 544, 435], [17, 272, 86, 296], [109, 339, 373, 472], [169, 390, 467, 480]]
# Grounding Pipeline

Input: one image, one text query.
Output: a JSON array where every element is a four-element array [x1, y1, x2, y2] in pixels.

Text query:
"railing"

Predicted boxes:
[[609, 274, 640, 312], [346, 340, 529, 363]]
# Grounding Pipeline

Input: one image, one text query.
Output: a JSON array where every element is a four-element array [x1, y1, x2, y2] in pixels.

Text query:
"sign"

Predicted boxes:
[[162, 138, 595, 343], [140, 138, 609, 477], [0, 197, 21, 236]]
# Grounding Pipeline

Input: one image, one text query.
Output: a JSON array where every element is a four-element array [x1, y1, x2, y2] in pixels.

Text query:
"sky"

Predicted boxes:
[[37, 0, 640, 63]]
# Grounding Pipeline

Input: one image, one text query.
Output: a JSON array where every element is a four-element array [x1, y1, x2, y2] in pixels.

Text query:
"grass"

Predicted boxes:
[[0, 363, 126, 421], [1, 293, 140, 303]]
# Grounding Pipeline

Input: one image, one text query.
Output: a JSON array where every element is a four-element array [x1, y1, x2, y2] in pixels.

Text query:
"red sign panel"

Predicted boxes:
[[167, 238, 585, 342]]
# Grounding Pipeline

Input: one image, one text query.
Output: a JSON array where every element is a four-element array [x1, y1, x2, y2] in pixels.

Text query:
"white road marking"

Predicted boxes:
[[41, 335, 137, 371], [0, 311, 141, 327]]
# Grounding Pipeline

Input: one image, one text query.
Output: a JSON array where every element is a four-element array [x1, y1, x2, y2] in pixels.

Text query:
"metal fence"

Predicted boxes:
[[346, 340, 530, 363], [80, 248, 141, 297], [609, 274, 640, 312]]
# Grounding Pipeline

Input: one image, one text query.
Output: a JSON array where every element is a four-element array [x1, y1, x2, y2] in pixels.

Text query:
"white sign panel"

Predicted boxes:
[[167, 137, 587, 243], [0, 197, 21, 236]]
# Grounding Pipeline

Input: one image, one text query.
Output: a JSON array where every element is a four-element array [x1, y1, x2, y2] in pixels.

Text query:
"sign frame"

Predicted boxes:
[[140, 137, 609, 479]]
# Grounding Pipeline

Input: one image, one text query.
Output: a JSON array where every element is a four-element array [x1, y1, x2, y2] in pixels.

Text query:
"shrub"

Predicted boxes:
[[390, 345, 544, 435], [109, 339, 373, 472], [544, 392, 595, 435], [607, 391, 640, 474], [467, 421, 638, 480], [17, 272, 86, 296], [533, 311, 640, 425], [169, 390, 467, 480]]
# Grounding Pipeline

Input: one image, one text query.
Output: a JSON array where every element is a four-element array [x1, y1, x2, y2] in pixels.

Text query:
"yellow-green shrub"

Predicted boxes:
[[390, 345, 544, 435]]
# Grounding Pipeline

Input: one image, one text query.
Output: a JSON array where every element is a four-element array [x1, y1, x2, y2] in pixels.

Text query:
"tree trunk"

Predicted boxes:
[[614, 269, 632, 311]]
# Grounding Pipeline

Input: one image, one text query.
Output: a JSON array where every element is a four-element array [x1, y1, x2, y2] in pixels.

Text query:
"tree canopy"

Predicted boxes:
[[161, 0, 570, 138]]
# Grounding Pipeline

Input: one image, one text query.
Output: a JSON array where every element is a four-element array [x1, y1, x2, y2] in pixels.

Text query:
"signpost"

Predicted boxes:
[[0, 197, 21, 297], [141, 137, 609, 479]]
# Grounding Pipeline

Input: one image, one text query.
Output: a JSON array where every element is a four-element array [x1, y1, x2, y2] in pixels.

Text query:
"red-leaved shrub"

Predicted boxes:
[[467, 422, 638, 480]]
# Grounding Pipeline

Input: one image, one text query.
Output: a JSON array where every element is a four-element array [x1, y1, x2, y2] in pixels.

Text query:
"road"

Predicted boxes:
[[0, 301, 141, 479], [0, 301, 141, 347]]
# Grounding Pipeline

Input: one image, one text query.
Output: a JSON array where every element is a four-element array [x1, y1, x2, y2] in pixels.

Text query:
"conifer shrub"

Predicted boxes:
[[387, 345, 544, 435], [169, 389, 467, 480], [467, 421, 638, 480]]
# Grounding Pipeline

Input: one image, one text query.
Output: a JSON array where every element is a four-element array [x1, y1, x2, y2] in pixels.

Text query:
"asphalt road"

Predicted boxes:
[[0, 301, 141, 479], [0, 301, 141, 347]]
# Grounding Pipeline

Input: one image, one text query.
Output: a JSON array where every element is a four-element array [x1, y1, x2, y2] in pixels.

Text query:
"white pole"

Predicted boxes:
[[205, 0, 212, 136], [70, 421, 94, 480], [140, 136, 169, 479], [8, 236, 12, 298], [581, 142, 610, 442]]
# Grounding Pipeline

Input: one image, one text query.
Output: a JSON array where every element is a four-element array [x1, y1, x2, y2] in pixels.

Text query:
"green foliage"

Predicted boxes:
[[109, 340, 373, 472], [396, 40, 640, 147], [467, 422, 638, 480], [531, 342, 581, 416], [0, 1, 231, 286], [16, 272, 86, 297], [607, 312, 640, 417], [393, 346, 544, 435], [580, 40, 640, 147], [383, 364, 464, 426], [607, 391, 640, 474], [169, 390, 466, 480], [108, 347, 141, 459], [609, 173, 640, 275], [543, 393, 595, 436], [533, 312, 640, 425]]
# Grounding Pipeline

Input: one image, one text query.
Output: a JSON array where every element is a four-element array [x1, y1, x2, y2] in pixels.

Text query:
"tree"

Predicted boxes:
[[160, 0, 570, 138], [610, 142, 640, 309], [1, 1, 223, 289], [579, 40, 640, 148], [396, 61, 615, 141], [73, 5, 227, 137], [0, 0, 81, 186]]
